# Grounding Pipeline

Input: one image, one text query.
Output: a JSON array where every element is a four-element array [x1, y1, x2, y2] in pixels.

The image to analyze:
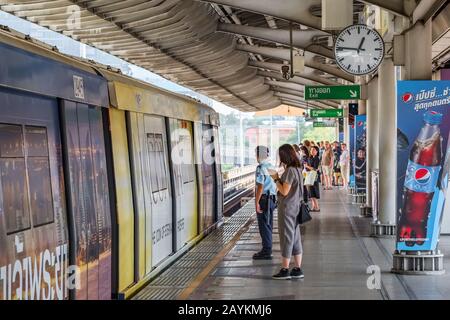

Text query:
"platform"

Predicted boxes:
[[133, 189, 450, 300]]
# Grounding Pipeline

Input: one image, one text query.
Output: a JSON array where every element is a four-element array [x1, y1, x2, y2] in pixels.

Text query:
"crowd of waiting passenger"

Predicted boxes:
[[253, 141, 350, 280]]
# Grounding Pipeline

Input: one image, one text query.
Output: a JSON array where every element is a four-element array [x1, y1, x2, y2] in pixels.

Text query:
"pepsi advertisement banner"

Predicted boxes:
[[354, 115, 367, 191], [349, 124, 356, 188], [396, 81, 450, 251]]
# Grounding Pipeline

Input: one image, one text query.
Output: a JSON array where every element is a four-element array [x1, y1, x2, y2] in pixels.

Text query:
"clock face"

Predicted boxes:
[[334, 24, 385, 76]]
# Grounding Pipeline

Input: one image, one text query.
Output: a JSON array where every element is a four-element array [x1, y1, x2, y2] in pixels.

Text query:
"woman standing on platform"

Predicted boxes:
[[270, 144, 304, 280], [321, 141, 334, 190], [305, 146, 321, 212], [299, 145, 310, 203]]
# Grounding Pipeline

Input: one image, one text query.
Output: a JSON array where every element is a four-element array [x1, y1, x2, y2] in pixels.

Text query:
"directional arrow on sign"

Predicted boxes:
[[305, 85, 361, 100]]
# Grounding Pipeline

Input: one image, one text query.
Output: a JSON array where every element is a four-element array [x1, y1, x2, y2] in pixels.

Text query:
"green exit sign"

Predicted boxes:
[[310, 109, 344, 118], [313, 122, 335, 128], [305, 85, 361, 100]]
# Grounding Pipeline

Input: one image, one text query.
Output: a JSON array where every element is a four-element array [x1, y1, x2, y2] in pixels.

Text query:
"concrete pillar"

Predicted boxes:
[[358, 77, 367, 115], [376, 58, 396, 227], [341, 102, 349, 186], [336, 123, 340, 142], [343, 102, 349, 147], [366, 77, 379, 212], [404, 20, 432, 80], [392, 19, 445, 274]]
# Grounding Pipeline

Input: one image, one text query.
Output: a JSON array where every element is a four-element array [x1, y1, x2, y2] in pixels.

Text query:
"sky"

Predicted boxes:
[[0, 10, 242, 115]]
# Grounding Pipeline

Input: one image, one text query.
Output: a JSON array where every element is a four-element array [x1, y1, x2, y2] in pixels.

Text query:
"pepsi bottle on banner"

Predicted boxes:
[[398, 111, 443, 247]]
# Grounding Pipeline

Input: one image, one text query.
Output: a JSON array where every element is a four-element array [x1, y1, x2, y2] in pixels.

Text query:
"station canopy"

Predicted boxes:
[[0, 0, 448, 112]]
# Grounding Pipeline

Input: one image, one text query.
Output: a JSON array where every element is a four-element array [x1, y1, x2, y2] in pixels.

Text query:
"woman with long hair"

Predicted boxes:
[[304, 146, 321, 211], [270, 144, 304, 280]]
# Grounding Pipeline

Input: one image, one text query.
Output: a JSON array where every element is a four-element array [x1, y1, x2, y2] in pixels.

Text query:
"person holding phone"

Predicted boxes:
[[270, 144, 305, 280], [253, 146, 277, 260]]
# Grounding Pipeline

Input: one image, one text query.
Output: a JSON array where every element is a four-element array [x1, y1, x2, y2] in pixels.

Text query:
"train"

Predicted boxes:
[[0, 27, 223, 300]]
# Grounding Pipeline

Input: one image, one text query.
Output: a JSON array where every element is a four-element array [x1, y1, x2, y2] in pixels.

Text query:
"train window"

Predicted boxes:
[[0, 158, 31, 234], [147, 133, 159, 194], [154, 134, 168, 191], [25, 126, 49, 157], [180, 134, 194, 184], [0, 124, 54, 233], [0, 124, 24, 157], [147, 133, 168, 195], [27, 158, 54, 226], [25, 126, 54, 226]]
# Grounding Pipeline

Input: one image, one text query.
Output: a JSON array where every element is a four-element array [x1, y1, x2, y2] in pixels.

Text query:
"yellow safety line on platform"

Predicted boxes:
[[177, 215, 256, 300]]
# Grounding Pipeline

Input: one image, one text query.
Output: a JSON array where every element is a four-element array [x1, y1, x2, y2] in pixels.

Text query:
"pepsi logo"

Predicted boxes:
[[402, 93, 414, 103], [358, 121, 363, 126], [415, 168, 431, 184]]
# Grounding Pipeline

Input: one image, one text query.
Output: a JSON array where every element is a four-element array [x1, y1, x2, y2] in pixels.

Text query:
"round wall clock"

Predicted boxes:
[[334, 24, 385, 76]]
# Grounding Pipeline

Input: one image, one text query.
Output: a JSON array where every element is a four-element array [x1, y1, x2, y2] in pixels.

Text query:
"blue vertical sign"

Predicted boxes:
[[354, 115, 367, 191], [349, 124, 355, 188], [396, 81, 450, 251]]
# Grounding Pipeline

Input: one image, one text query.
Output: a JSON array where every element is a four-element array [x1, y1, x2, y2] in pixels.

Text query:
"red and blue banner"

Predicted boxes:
[[396, 81, 450, 251], [349, 124, 355, 188], [354, 115, 367, 191]]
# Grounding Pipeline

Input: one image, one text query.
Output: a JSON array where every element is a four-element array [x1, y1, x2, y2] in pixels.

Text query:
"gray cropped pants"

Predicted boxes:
[[278, 207, 303, 259]]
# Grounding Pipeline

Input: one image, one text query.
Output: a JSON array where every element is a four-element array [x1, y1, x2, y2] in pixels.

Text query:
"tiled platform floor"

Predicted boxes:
[[188, 189, 450, 300]]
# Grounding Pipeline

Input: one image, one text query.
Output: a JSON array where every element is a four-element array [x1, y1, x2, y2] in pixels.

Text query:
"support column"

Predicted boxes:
[[372, 58, 396, 236], [343, 102, 349, 147], [358, 77, 367, 115], [366, 77, 379, 217], [404, 20, 432, 80], [392, 19, 444, 274], [335, 121, 340, 142], [357, 77, 369, 211]]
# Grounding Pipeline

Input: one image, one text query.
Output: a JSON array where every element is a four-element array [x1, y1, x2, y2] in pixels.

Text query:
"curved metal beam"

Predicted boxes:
[[217, 23, 333, 59], [249, 60, 339, 85], [258, 69, 314, 86], [195, 0, 324, 31], [237, 44, 354, 82]]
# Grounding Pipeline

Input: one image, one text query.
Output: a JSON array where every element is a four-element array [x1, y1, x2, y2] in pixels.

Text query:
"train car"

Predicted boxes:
[[99, 70, 222, 299], [0, 28, 113, 300], [0, 27, 223, 300]]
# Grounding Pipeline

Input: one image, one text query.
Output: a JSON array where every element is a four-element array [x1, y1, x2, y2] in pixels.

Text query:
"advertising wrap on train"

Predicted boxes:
[[0, 243, 80, 300]]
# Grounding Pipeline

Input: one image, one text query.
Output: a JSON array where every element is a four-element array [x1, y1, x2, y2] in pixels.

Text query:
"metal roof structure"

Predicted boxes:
[[0, 0, 449, 111]]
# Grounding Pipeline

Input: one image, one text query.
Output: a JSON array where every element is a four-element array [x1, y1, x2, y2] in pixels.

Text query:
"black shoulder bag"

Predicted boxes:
[[294, 168, 312, 225]]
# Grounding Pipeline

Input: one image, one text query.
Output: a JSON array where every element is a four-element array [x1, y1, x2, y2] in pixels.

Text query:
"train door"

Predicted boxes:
[[168, 119, 198, 251], [200, 124, 217, 231], [144, 115, 173, 266], [128, 113, 173, 272], [61, 101, 112, 300], [0, 88, 68, 300]]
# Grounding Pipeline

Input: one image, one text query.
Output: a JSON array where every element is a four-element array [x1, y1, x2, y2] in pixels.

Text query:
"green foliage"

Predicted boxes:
[[303, 127, 337, 143]]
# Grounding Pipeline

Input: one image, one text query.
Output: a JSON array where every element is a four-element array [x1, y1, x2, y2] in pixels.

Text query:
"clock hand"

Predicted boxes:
[[357, 37, 366, 53], [336, 46, 358, 51], [336, 46, 366, 52]]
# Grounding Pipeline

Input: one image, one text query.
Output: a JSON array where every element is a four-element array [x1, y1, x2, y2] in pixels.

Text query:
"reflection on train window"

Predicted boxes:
[[0, 159, 31, 233], [0, 124, 24, 157], [27, 158, 54, 226], [147, 133, 168, 195], [0, 124, 54, 233], [202, 133, 213, 178], [180, 134, 194, 184], [25, 126, 49, 157]]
